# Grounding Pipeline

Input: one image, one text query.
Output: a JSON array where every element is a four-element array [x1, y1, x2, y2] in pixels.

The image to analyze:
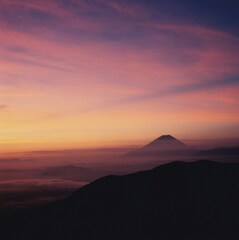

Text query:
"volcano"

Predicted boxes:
[[143, 135, 187, 149], [126, 135, 191, 160]]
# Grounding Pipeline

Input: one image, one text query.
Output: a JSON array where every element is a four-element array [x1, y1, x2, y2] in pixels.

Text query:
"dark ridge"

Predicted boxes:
[[2, 159, 239, 240], [196, 146, 239, 157]]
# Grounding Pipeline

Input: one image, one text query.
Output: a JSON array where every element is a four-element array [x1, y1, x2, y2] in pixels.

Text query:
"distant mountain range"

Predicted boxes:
[[3, 160, 239, 240], [196, 146, 239, 157]]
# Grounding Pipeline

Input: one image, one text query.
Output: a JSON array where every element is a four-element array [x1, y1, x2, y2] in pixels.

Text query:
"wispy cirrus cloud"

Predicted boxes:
[[0, 104, 8, 109], [0, 0, 239, 149]]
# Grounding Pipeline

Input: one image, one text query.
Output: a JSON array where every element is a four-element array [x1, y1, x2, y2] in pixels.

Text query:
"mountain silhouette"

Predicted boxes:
[[143, 134, 187, 148], [125, 135, 191, 160], [3, 160, 239, 240], [196, 146, 239, 157]]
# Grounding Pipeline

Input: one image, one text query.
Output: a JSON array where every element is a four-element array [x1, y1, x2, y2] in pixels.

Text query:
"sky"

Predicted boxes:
[[0, 0, 239, 152]]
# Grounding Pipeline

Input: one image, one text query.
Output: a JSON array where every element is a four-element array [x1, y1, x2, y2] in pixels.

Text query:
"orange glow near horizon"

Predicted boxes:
[[0, 0, 239, 153]]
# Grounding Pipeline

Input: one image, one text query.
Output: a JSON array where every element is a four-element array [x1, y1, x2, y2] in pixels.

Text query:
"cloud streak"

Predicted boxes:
[[0, 0, 239, 150], [0, 104, 8, 109]]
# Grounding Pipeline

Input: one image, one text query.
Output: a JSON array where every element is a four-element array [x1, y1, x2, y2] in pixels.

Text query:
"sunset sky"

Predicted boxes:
[[0, 0, 239, 152]]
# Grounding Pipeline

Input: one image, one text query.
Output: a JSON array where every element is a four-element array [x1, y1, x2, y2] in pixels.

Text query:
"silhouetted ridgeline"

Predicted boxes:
[[2, 160, 239, 240], [196, 146, 239, 157]]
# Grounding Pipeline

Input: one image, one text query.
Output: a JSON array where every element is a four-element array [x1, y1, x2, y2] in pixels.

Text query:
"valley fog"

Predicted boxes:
[[1, 138, 239, 207]]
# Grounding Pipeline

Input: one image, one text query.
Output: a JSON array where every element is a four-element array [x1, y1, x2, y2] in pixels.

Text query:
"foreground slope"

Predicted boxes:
[[3, 160, 239, 240]]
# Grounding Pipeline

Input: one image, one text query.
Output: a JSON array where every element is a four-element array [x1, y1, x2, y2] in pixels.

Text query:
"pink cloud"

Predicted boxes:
[[0, 0, 238, 145]]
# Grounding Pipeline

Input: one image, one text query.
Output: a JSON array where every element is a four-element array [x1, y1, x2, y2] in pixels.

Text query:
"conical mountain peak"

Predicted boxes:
[[156, 135, 177, 141], [144, 135, 187, 149], [125, 134, 189, 159]]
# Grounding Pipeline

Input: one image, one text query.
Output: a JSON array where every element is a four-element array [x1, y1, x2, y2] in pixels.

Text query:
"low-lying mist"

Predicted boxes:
[[1, 138, 239, 207]]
